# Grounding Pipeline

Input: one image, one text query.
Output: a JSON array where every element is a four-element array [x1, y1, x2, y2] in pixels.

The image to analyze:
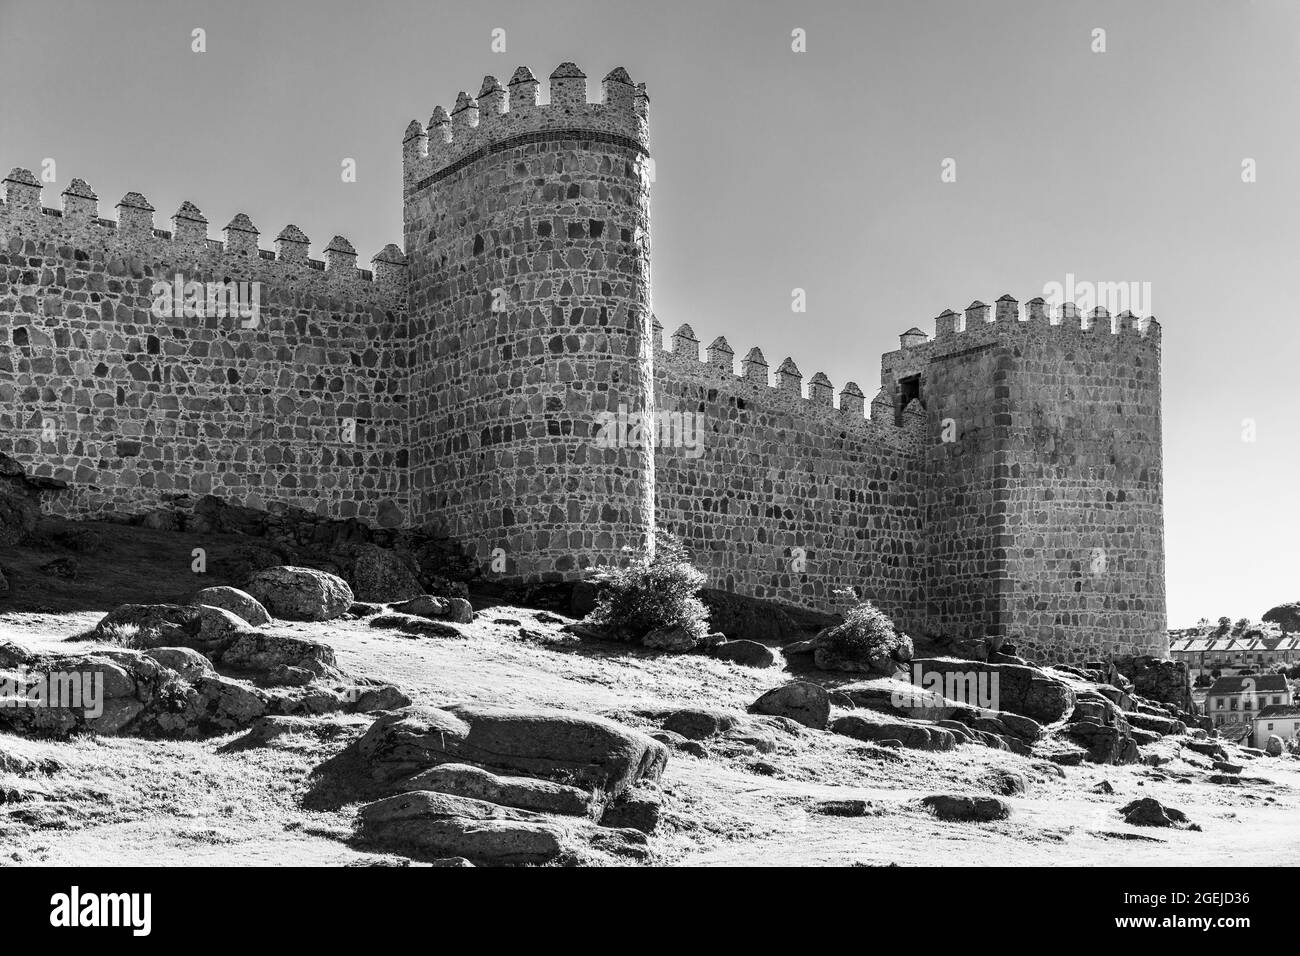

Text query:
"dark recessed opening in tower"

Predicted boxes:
[[896, 375, 922, 425]]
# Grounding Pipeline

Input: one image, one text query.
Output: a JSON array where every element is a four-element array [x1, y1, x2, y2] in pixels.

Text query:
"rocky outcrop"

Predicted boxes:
[[355, 705, 669, 799], [0, 452, 64, 546], [1111, 655, 1192, 713], [355, 791, 570, 865], [244, 566, 354, 621], [698, 589, 833, 644], [348, 544, 424, 604], [0, 640, 402, 739], [1121, 797, 1194, 829]]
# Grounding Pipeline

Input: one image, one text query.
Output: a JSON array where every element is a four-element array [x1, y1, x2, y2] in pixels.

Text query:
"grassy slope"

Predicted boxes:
[[3, 524, 1300, 866]]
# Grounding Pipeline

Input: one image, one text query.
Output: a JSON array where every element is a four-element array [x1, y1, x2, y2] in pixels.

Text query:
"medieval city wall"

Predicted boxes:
[[653, 322, 927, 629], [0, 173, 411, 526]]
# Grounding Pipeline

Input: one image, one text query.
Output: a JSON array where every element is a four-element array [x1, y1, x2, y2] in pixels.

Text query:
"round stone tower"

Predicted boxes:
[[402, 63, 654, 581]]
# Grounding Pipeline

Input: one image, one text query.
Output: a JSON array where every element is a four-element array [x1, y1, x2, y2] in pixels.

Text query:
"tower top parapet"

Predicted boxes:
[[403, 63, 649, 190]]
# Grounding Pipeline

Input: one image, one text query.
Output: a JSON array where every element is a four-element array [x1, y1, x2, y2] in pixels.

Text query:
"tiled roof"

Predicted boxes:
[[1207, 674, 1290, 696], [1256, 705, 1300, 719]]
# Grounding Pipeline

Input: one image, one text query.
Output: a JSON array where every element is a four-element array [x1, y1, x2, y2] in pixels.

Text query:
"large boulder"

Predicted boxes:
[[909, 658, 1075, 724], [244, 566, 353, 621], [189, 586, 272, 626], [749, 682, 830, 730], [348, 545, 424, 604], [355, 791, 567, 865], [922, 794, 1011, 822], [1121, 797, 1191, 828], [711, 640, 775, 668], [1266, 734, 1285, 757], [356, 705, 668, 799]]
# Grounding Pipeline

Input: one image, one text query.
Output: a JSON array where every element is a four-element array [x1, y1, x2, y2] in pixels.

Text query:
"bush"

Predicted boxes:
[[584, 532, 709, 642], [819, 594, 911, 663]]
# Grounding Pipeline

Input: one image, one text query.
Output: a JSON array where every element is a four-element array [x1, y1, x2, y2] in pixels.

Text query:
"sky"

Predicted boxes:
[[1, 0, 1297, 626]]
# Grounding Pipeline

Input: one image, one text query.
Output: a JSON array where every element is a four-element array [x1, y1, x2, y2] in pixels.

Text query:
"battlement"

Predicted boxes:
[[0, 168, 407, 307], [402, 63, 650, 191], [879, 293, 1161, 386], [652, 318, 924, 452]]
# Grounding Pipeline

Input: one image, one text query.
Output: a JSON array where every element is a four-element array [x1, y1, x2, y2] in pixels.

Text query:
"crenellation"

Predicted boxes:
[[808, 371, 833, 406], [61, 177, 98, 220], [222, 213, 259, 256], [477, 75, 507, 131], [548, 62, 588, 110], [964, 300, 990, 328], [275, 224, 310, 263], [451, 91, 479, 132], [839, 381, 865, 418], [671, 322, 699, 359], [507, 67, 541, 114], [602, 67, 636, 113], [934, 308, 959, 340], [776, 356, 802, 394], [994, 293, 1018, 324], [171, 202, 208, 248], [3, 167, 42, 215], [705, 335, 733, 370], [115, 192, 154, 234], [741, 346, 768, 384], [324, 235, 358, 276]]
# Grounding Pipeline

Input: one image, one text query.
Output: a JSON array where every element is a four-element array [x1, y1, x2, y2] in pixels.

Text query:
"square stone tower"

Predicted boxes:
[[881, 296, 1166, 664]]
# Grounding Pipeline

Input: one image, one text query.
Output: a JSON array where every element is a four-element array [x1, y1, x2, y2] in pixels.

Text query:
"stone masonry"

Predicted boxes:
[[0, 63, 1166, 663]]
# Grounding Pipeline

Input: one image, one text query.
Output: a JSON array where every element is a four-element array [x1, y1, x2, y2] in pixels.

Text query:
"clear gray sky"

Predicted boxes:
[[2, 0, 1297, 626]]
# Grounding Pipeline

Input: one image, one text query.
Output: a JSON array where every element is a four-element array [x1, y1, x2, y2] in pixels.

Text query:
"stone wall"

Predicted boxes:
[[653, 327, 926, 629], [0, 172, 410, 526]]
